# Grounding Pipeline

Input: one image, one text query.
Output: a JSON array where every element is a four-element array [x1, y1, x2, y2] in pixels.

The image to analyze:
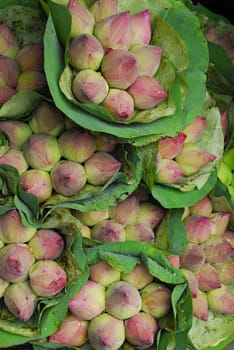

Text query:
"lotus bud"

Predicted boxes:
[[183, 116, 207, 143], [69, 34, 104, 71], [125, 312, 159, 349], [180, 243, 206, 271], [0, 277, 8, 297], [20, 169, 52, 203], [130, 9, 151, 46], [95, 134, 118, 152], [72, 208, 109, 226], [88, 313, 125, 350], [72, 69, 109, 104], [0, 243, 35, 282], [17, 70, 47, 91], [91, 219, 126, 243], [220, 110, 229, 140], [183, 215, 212, 243], [125, 222, 155, 243], [90, 261, 121, 287], [16, 44, 44, 71], [0, 86, 16, 105], [155, 157, 185, 184], [209, 212, 231, 236], [28, 229, 64, 260], [158, 133, 186, 159], [121, 264, 154, 289], [0, 209, 36, 243], [196, 263, 221, 291], [0, 120, 32, 149], [223, 148, 234, 171], [0, 55, 21, 87], [192, 290, 209, 321], [84, 151, 121, 186], [0, 148, 28, 174], [223, 230, 234, 248], [218, 162, 233, 185], [141, 282, 171, 318], [207, 285, 234, 314], [80, 224, 91, 238], [180, 268, 199, 297], [90, 0, 118, 22], [29, 260, 67, 297], [130, 44, 163, 76], [215, 260, 234, 285], [101, 49, 138, 89], [102, 88, 134, 121], [94, 12, 132, 50], [189, 196, 212, 217], [109, 195, 139, 225], [23, 134, 61, 171], [69, 280, 105, 321], [136, 201, 166, 229], [201, 235, 234, 264], [0, 23, 19, 58], [176, 143, 216, 176], [51, 160, 87, 196], [4, 281, 37, 321], [105, 281, 142, 319], [167, 255, 181, 269], [67, 0, 95, 38], [48, 314, 88, 346]]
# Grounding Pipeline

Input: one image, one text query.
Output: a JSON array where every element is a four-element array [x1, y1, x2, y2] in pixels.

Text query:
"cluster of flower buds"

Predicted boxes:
[[0, 100, 121, 200], [167, 195, 234, 321], [217, 147, 234, 198], [0, 208, 66, 321], [66, 0, 167, 122], [0, 22, 47, 106]]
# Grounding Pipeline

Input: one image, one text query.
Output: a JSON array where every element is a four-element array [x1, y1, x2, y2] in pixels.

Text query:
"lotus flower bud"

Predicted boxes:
[[28, 229, 64, 260], [51, 160, 87, 196], [189, 196, 212, 217], [72, 208, 109, 226], [67, 0, 95, 38], [101, 49, 138, 89], [0, 277, 8, 297], [207, 285, 234, 314], [136, 201, 166, 229], [155, 157, 185, 184], [130, 9, 151, 46], [223, 230, 234, 248], [141, 282, 171, 318], [125, 222, 155, 243], [0, 120, 32, 149], [29, 260, 67, 297], [0, 148, 28, 174], [109, 195, 139, 225], [80, 224, 91, 238], [158, 133, 186, 159], [183, 215, 212, 243], [84, 151, 121, 185], [192, 290, 209, 321], [176, 143, 216, 176], [180, 243, 206, 271], [0, 86, 16, 105], [72, 69, 109, 104], [91, 219, 126, 243], [218, 162, 233, 185], [95, 133, 118, 152], [4, 281, 37, 321], [215, 260, 234, 285], [196, 263, 221, 291], [88, 313, 125, 350], [0, 209, 36, 244], [209, 212, 231, 236], [16, 44, 44, 71], [102, 88, 134, 121], [121, 264, 154, 289], [17, 70, 47, 91], [130, 44, 163, 76], [90, 0, 118, 22], [220, 110, 229, 140], [94, 12, 132, 50], [48, 313, 88, 346], [167, 255, 181, 269], [69, 280, 105, 320], [0, 243, 35, 282], [105, 281, 142, 319], [183, 116, 207, 143], [0, 55, 21, 87], [223, 148, 234, 171], [23, 134, 61, 171], [0, 23, 19, 58], [201, 235, 234, 264], [90, 261, 121, 287], [180, 268, 199, 297], [20, 169, 52, 203]]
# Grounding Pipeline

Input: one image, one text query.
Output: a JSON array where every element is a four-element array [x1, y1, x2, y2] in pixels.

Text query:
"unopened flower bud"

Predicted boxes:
[[90, 261, 121, 287], [183, 116, 207, 143], [80, 224, 91, 239], [209, 212, 231, 236], [28, 229, 64, 260], [20, 169, 52, 203], [121, 264, 154, 289], [130, 9, 151, 46], [90, 0, 118, 22], [0, 148, 28, 174], [0, 120, 32, 149], [167, 255, 181, 269], [218, 162, 233, 185], [215, 260, 234, 285], [158, 133, 186, 159], [180, 243, 206, 271], [67, 0, 95, 38], [17, 70, 47, 91], [180, 268, 199, 297], [102, 88, 134, 121], [16, 44, 44, 71], [207, 285, 234, 315], [109, 195, 139, 225], [130, 44, 163, 76], [201, 235, 234, 264], [184, 215, 212, 243], [141, 282, 171, 318], [0, 55, 21, 87], [223, 230, 234, 248], [91, 219, 126, 243], [136, 201, 166, 229], [196, 263, 221, 291], [95, 133, 118, 152], [192, 290, 209, 321], [0, 22, 19, 58], [189, 196, 212, 217], [72, 208, 109, 226], [125, 222, 155, 243], [155, 157, 185, 184]]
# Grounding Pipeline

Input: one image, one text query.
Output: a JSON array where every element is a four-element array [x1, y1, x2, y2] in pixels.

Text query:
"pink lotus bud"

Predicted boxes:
[[215, 260, 234, 285], [51, 160, 87, 196], [0, 243, 35, 282], [94, 12, 132, 50], [69, 34, 104, 71], [207, 285, 234, 314], [106, 281, 142, 319], [29, 260, 67, 297], [192, 290, 209, 321], [183, 215, 212, 243], [20, 169, 52, 203], [201, 235, 234, 264], [95, 133, 118, 152], [4, 281, 37, 321], [0, 55, 21, 87], [0, 209, 36, 243], [155, 157, 185, 184], [102, 88, 134, 121], [189, 196, 212, 217], [141, 282, 171, 318], [69, 280, 105, 320], [220, 110, 229, 140], [130, 44, 163, 76], [125, 222, 155, 243], [130, 9, 151, 46], [16, 44, 44, 71], [209, 212, 231, 236], [167, 255, 181, 269], [67, 0, 95, 38], [72, 69, 109, 104], [23, 133, 61, 171], [91, 219, 126, 243], [88, 313, 125, 350], [121, 264, 154, 289], [176, 143, 216, 176], [90, 261, 121, 287], [158, 133, 186, 159], [136, 201, 166, 229], [180, 268, 199, 297], [48, 314, 88, 346], [28, 229, 64, 260], [0, 23, 19, 58], [0, 277, 9, 297], [196, 263, 221, 291], [0, 120, 32, 149], [0, 148, 28, 174], [80, 224, 91, 238], [84, 151, 121, 185], [223, 230, 234, 248], [101, 49, 138, 89], [109, 195, 139, 225], [72, 208, 109, 226], [90, 0, 118, 22], [0, 86, 16, 105], [180, 243, 206, 271], [17, 70, 47, 91], [125, 312, 159, 348], [183, 116, 207, 143]]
